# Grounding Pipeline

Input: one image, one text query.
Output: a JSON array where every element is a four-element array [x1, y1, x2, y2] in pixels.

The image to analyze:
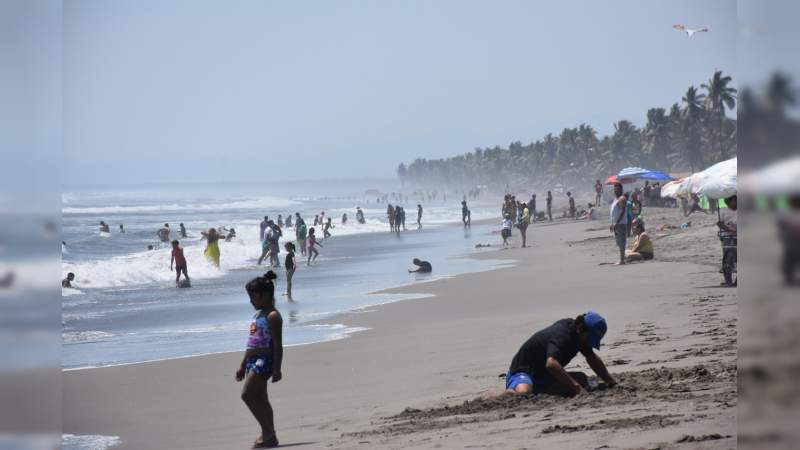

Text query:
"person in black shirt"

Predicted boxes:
[[505, 312, 616, 396], [408, 258, 432, 273], [62, 272, 75, 288]]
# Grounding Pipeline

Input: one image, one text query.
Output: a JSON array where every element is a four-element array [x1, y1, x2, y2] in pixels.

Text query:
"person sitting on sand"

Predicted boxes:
[[236, 271, 283, 449], [62, 272, 75, 288], [408, 258, 432, 273], [505, 312, 616, 396], [99, 221, 110, 233], [577, 203, 596, 220], [625, 220, 653, 262]]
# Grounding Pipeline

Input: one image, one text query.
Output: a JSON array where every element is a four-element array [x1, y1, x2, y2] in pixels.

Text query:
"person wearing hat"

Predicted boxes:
[[505, 312, 617, 395]]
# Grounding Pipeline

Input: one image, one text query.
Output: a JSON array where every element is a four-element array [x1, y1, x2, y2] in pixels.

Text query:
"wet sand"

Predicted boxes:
[[63, 206, 736, 449]]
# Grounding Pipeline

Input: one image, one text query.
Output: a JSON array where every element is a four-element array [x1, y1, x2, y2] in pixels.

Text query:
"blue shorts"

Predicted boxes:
[[614, 224, 627, 250], [505, 371, 534, 390], [245, 355, 273, 378]]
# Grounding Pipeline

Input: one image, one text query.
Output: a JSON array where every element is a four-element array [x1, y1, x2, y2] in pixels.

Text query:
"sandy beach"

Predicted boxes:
[[63, 206, 736, 449]]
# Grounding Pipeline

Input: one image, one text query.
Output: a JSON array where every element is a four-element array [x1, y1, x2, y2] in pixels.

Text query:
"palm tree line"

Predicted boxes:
[[397, 70, 737, 194]]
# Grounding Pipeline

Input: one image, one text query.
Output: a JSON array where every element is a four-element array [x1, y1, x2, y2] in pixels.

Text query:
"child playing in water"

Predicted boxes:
[[236, 271, 283, 449], [306, 227, 322, 265], [323, 218, 334, 239], [284, 242, 296, 300], [170, 240, 190, 286]]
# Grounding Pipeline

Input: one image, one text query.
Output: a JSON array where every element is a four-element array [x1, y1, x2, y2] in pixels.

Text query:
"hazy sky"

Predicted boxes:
[[63, 0, 737, 185]]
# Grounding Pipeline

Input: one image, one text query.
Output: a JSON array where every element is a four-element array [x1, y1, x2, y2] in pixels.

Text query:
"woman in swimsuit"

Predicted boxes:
[[236, 271, 283, 449]]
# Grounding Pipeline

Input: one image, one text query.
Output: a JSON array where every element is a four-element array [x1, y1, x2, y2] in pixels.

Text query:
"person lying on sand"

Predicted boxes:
[[625, 220, 653, 262], [505, 312, 616, 396], [408, 258, 432, 273]]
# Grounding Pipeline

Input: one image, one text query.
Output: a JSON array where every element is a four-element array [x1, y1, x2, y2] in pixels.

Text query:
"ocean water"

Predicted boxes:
[[62, 182, 509, 369]]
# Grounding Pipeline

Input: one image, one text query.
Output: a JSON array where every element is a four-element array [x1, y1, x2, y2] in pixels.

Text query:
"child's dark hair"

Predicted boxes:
[[284, 242, 295, 252], [171, 240, 179, 246], [246, 270, 277, 299]]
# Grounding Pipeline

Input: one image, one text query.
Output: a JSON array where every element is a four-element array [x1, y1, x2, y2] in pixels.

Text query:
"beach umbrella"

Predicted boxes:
[[604, 175, 637, 185], [617, 167, 673, 181], [660, 179, 689, 198], [692, 157, 737, 199], [741, 156, 800, 195]]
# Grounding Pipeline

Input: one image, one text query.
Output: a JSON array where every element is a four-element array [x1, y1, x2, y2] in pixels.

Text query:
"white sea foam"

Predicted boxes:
[[62, 434, 121, 450], [63, 196, 299, 215], [63, 331, 114, 344]]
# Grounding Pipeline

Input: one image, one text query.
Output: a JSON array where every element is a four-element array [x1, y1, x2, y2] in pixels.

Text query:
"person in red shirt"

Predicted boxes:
[[170, 240, 190, 286]]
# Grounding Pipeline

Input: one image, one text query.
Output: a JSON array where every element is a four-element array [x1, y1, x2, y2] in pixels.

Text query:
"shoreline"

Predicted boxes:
[[63, 207, 736, 449]]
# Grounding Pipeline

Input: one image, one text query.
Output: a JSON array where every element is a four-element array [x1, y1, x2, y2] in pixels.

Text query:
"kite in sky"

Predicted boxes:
[[673, 24, 709, 37]]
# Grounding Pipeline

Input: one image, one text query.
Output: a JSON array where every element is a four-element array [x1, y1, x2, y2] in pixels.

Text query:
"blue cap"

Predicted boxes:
[[583, 311, 607, 350]]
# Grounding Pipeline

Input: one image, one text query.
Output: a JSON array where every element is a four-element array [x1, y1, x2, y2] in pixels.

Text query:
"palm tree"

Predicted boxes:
[[643, 107, 671, 171], [702, 70, 737, 159], [682, 86, 706, 172]]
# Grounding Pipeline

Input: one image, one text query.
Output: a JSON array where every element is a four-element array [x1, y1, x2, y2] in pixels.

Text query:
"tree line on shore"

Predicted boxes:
[[397, 70, 742, 195]]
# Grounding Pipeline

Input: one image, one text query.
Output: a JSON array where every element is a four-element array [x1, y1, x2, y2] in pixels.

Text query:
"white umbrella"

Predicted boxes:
[[693, 157, 737, 199], [741, 156, 800, 195], [660, 178, 689, 198]]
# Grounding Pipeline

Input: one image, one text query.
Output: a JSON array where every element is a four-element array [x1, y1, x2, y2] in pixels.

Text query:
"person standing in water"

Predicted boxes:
[[417, 204, 423, 229], [259, 216, 269, 242], [387, 204, 395, 232], [170, 240, 190, 286], [179, 223, 187, 238], [99, 221, 110, 233], [356, 207, 365, 224], [284, 215, 293, 229], [284, 242, 296, 300], [323, 218, 334, 239], [201, 228, 223, 267], [119, 224, 125, 233], [461, 200, 469, 228], [277, 215, 284, 228], [295, 219, 307, 257], [341, 213, 347, 225], [236, 271, 283, 449], [546, 191, 553, 221], [268, 221, 281, 268], [157, 223, 170, 244], [306, 227, 322, 265]]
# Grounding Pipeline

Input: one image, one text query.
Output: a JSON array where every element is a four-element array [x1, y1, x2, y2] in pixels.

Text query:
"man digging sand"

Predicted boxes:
[[504, 312, 617, 395]]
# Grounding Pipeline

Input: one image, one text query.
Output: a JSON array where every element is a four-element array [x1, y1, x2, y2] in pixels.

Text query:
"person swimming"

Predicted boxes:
[[62, 272, 75, 288], [99, 221, 110, 233], [408, 258, 432, 273]]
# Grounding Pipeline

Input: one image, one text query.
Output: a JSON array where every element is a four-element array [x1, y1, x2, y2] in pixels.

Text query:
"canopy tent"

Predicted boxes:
[[741, 156, 800, 196], [617, 167, 673, 181]]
